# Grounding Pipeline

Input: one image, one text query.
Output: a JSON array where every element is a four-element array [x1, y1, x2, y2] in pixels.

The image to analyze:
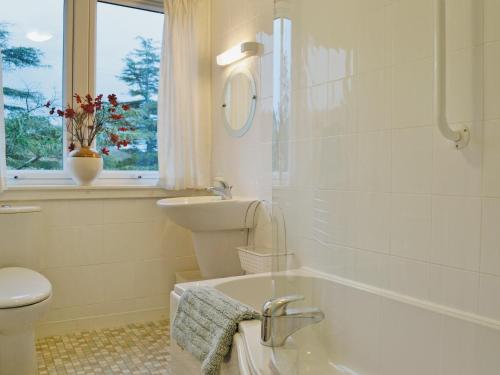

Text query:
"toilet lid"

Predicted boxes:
[[0, 267, 52, 308]]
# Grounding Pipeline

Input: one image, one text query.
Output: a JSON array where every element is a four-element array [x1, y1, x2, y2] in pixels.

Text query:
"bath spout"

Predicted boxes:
[[260, 295, 324, 347]]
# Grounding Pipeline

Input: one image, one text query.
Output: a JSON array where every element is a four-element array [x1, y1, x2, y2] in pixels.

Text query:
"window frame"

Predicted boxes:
[[6, 0, 163, 187]]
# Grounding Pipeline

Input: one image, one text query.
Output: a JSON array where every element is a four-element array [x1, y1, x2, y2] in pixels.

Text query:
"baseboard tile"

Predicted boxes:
[[36, 308, 169, 338]]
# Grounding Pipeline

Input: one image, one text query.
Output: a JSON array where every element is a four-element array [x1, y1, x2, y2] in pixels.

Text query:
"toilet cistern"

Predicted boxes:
[[0, 205, 52, 375]]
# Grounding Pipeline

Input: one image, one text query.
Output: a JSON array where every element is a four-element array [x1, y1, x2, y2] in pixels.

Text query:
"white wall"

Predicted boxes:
[[269, 1, 500, 372], [0, 0, 277, 337], [211, 0, 274, 201], [273, 0, 500, 323], [0, 195, 197, 336]]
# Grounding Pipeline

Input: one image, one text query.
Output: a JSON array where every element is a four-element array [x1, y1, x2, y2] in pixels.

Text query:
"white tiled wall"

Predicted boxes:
[[211, 0, 273, 201], [0, 198, 197, 336], [271, 1, 500, 367], [273, 0, 500, 323]]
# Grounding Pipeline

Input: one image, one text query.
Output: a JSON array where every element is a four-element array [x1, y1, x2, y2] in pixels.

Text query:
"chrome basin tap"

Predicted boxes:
[[261, 295, 325, 347], [207, 180, 233, 200]]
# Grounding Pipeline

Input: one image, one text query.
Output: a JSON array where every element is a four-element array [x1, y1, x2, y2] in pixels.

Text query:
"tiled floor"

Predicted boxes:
[[36, 320, 171, 375]]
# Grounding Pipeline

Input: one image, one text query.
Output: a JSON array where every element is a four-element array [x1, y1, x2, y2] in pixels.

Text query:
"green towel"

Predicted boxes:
[[172, 286, 260, 375]]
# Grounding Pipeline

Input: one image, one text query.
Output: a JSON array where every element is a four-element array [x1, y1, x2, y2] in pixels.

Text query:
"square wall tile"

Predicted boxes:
[[310, 83, 328, 134], [479, 274, 500, 321], [482, 121, 500, 196], [326, 78, 357, 137], [427, 264, 479, 313], [481, 198, 500, 276], [256, 20, 273, 55], [101, 223, 140, 263], [100, 262, 137, 301], [316, 135, 357, 190], [392, 0, 434, 64], [290, 88, 314, 141], [288, 139, 315, 188], [358, 5, 393, 72], [174, 256, 199, 273], [485, 0, 500, 43], [257, 97, 273, 143], [392, 59, 433, 128], [102, 199, 141, 224], [392, 127, 433, 194], [42, 268, 85, 309], [446, 46, 484, 124], [431, 196, 481, 271], [308, 45, 329, 87], [43, 227, 80, 268], [328, 47, 355, 82], [134, 259, 173, 298], [386, 257, 429, 300], [390, 194, 431, 261], [76, 225, 106, 265], [354, 249, 389, 289], [39, 201, 71, 227], [313, 190, 357, 248], [485, 42, 500, 120], [79, 264, 109, 305], [356, 192, 392, 253], [356, 130, 391, 192], [309, 240, 356, 279], [432, 126, 482, 197], [446, 0, 484, 51], [358, 70, 392, 133], [260, 52, 273, 99], [68, 200, 103, 226]]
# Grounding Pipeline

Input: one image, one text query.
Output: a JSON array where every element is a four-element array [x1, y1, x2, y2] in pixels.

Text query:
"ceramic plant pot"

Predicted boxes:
[[67, 146, 103, 186]]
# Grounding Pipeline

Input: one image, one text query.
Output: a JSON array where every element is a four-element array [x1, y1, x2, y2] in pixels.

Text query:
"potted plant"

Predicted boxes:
[[46, 93, 133, 185]]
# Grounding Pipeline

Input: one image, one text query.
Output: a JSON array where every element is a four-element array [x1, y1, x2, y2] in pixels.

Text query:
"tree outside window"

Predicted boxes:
[[1, 1, 163, 173], [1, 23, 63, 170]]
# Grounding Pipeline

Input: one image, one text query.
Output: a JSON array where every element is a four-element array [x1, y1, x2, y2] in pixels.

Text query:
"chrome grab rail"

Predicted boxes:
[[434, 0, 470, 149]]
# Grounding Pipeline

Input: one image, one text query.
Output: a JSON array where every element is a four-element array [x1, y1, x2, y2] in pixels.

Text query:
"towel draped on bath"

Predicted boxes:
[[171, 286, 260, 375]]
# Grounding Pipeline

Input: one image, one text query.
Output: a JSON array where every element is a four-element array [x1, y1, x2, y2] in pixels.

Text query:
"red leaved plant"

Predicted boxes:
[[46, 93, 134, 156]]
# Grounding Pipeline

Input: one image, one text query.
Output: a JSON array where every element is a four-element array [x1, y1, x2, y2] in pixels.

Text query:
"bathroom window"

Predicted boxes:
[[95, 2, 163, 172], [1, 0, 65, 172], [2, 0, 163, 185]]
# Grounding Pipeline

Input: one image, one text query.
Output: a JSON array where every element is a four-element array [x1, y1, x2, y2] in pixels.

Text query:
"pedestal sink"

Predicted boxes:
[[157, 196, 258, 278]]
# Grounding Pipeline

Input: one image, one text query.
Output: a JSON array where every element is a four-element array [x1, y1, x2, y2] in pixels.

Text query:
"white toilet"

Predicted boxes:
[[0, 205, 52, 375], [0, 268, 52, 375]]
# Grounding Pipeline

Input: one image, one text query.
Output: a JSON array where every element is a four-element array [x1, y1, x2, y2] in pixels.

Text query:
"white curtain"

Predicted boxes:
[[158, 0, 212, 190], [0, 53, 7, 193]]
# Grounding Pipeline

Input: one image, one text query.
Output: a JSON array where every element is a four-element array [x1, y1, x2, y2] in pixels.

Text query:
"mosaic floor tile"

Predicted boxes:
[[36, 320, 171, 375]]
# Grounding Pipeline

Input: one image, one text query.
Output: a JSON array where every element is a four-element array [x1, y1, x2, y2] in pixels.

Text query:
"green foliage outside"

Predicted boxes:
[[98, 37, 160, 171], [1, 24, 160, 171], [1, 23, 63, 170]]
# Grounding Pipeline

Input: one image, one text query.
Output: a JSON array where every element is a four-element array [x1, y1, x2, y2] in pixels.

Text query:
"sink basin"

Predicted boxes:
[[157, 196, 257, 232], [157, 196, 258, 278]]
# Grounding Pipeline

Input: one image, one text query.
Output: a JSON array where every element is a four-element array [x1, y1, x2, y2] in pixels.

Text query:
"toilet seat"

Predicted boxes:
[[0, 267, 52, 309]]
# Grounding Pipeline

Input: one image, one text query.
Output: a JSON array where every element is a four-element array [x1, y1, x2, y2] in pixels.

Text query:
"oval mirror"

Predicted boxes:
[[222, 68, 257, 137]]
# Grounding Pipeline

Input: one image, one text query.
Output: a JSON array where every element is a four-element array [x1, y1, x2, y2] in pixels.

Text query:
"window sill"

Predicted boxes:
[[0, 184, 209, 202]]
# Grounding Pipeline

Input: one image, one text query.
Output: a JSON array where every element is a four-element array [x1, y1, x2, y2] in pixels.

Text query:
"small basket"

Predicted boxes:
[[237, 246, 293, 274]]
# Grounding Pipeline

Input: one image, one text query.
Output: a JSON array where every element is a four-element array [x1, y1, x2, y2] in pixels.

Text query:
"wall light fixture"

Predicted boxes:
[[216, 41, 262, 66]]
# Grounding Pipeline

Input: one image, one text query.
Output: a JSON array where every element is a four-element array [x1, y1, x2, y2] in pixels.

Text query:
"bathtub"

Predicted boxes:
[[169, 268, 500, 375], [169, 271, 277, 375]]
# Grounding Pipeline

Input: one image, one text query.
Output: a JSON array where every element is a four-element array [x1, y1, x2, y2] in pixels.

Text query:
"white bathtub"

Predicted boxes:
[[169, 268, 500, 375]]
